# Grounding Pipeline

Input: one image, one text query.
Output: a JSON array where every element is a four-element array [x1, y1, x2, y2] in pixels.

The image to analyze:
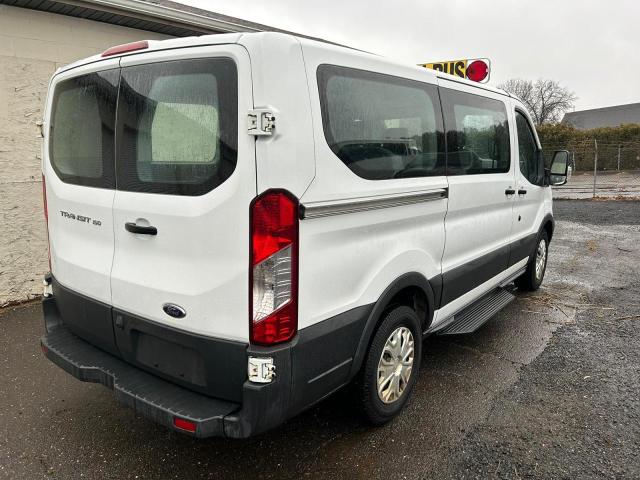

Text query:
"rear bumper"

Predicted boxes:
[[42, 293, 294, 438], [42, 323, 238, 437], [41, 276, 372, 438]]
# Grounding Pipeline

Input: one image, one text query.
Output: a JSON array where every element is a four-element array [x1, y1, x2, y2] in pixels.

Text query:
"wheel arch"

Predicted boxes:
[[541, 213, 555, 242], [348, 272, 438, 378]]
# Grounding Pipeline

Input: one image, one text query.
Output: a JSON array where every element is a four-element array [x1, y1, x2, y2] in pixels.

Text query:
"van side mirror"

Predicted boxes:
[[547, 150, 570, 186]]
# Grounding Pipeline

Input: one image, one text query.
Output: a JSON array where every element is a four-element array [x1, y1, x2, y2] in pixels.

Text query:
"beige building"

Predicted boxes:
[[0, 0, 298, 306]]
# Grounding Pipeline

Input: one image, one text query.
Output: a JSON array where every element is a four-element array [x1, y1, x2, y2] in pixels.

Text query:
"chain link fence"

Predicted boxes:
[[541, 140, 640, 199], [542, 140, 640, 171]]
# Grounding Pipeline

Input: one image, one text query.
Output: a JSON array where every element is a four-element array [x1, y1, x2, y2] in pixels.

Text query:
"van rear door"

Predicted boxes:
[[45, 59, 120, 352], [109, 45, 255, 343]]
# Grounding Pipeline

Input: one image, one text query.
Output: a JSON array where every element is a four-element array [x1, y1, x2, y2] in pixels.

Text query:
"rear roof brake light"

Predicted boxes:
[[101, 40, 149, 57]]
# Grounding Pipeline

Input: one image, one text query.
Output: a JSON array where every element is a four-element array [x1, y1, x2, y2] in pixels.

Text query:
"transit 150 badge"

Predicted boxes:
[[60, 210, 102, 226]]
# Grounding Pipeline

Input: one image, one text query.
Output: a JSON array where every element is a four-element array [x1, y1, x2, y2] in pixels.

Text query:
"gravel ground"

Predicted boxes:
[[0, 200, 638, 479], [454, 200, 640, 479]]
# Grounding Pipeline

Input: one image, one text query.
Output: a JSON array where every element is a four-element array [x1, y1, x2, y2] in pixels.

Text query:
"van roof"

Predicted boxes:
[[57, 32, 244, 74], [55, 31, 511, 98]]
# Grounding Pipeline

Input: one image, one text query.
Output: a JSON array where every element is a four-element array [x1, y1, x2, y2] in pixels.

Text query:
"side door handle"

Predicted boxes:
[[505, 188, 516, 195], [125, 222, 157, 235], [518, 189, 527, 195]]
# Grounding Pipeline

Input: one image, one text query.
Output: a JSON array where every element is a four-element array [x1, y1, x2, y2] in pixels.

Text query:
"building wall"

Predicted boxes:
[[0, 5, 170, 305]]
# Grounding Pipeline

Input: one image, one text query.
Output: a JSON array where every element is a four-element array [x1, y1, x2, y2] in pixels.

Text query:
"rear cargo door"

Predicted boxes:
[[110, 45, 255, 342], [45, 59, 119, 304]]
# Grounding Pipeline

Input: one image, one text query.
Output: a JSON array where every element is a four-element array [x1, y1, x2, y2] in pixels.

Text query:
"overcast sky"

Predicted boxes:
[[182, 0, 637, 111]]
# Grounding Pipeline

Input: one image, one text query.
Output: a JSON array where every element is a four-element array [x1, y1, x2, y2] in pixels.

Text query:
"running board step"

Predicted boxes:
[[435, 288, 516, 335]]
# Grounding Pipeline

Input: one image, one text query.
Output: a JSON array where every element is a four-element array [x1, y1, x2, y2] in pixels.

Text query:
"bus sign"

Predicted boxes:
[[421, 58, 490, 83]]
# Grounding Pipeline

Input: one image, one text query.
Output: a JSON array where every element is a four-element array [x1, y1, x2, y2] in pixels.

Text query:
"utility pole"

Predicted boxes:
[[617, 144, 621, 171], [593, 139, 598, 198]]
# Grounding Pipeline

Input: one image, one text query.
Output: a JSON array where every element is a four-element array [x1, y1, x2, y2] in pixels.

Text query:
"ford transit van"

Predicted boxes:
[[40, 32, 569, 438]]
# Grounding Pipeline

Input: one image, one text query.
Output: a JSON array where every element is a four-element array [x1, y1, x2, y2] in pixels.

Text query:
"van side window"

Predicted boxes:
[[49, 69, 119, 188], [317, 65, 445, 180], [441, 88, 510, 175], [515, 111, 541, 185], [116, 58, 237, 196]]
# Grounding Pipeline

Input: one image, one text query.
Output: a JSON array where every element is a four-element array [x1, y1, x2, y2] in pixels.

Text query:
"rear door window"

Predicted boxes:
[[440, 88, 511, 175], [49, 69, 119, 188], [116, 58, 238, 196], [317, 65, 445, 180]]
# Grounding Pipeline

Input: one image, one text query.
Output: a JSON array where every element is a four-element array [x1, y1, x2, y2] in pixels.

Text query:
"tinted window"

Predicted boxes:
[[317, 65, 445, 180], [441, 88, 510, 175], [516, 111, 541, 185], [49, 69, 118, 188], [117, 58, 237, 196]]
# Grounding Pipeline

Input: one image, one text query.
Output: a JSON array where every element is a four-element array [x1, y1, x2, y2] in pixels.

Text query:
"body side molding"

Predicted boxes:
[[299, 188, 448, 219]]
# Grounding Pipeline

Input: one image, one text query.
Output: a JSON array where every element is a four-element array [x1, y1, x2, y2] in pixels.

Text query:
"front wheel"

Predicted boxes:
[[515, 230, 549, 291], [357, 305, 422, 425]]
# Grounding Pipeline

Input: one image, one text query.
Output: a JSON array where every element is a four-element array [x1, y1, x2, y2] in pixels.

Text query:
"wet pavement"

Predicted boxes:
[[1, 200, 639, 479]]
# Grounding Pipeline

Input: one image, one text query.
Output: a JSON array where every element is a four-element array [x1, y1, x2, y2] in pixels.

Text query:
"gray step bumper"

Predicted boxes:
[[41, 324, 239, 438]]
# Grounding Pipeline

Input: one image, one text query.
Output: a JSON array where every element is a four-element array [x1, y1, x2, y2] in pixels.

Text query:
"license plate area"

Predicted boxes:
[[112, 309, 247, 402], [135, 332, 206, 386]]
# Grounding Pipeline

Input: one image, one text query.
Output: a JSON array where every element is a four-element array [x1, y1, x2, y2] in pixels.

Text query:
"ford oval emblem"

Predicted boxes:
[[162, 303, 186, 319]]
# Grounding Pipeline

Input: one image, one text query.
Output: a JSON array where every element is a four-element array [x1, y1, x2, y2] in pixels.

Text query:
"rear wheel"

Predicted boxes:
[[358, 305, 422, 425], [515, 230, 549, 291]]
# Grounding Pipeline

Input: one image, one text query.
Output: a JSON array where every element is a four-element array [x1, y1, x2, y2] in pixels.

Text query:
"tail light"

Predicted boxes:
[[249, 190, 299, 345], [42, 174, 51, 271]]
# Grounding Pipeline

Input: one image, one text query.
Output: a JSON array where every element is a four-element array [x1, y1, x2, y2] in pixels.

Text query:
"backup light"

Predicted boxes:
[[249, 190, 299, 345], [101, 40, 149, 57]]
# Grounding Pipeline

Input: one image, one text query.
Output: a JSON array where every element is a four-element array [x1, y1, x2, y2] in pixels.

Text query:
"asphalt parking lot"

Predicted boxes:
[[1, 200, 639, 480]]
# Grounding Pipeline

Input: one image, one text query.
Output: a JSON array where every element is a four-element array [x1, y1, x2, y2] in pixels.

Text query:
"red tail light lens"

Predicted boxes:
[[466, 60, 489, 83], [42, 174, 51, 271], [250, 190, 299, 345], [101, 40, 149, 57]]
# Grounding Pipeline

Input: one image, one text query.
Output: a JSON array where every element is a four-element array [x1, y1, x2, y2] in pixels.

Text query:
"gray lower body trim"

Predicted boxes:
[[440, 243, 510, 307], [440, 232, 539, 308], [499, 266, 527, 287], [291, 304, 372, 412], [300, 188, 448, 219]]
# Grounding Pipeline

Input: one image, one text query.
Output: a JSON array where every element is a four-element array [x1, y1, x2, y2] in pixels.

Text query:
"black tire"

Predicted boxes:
[[357, 305, 422, 426], [515, 230, 549, 291]]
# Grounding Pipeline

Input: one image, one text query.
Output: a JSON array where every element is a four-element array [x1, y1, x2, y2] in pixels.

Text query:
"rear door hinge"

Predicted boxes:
[[248, 108, 276, 136]]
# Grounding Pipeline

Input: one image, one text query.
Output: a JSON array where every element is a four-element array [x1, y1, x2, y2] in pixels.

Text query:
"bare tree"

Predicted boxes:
[[498, 78, 577, 125]]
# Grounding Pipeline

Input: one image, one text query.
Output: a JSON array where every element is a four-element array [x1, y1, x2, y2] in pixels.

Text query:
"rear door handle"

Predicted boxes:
[[125, 222, 157, 235], [505, 188, 516, 195], [518, 189, 527, 195]]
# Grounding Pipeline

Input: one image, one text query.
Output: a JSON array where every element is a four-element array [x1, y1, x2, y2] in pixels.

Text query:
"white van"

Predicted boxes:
[[40, 33, 569, 438]]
